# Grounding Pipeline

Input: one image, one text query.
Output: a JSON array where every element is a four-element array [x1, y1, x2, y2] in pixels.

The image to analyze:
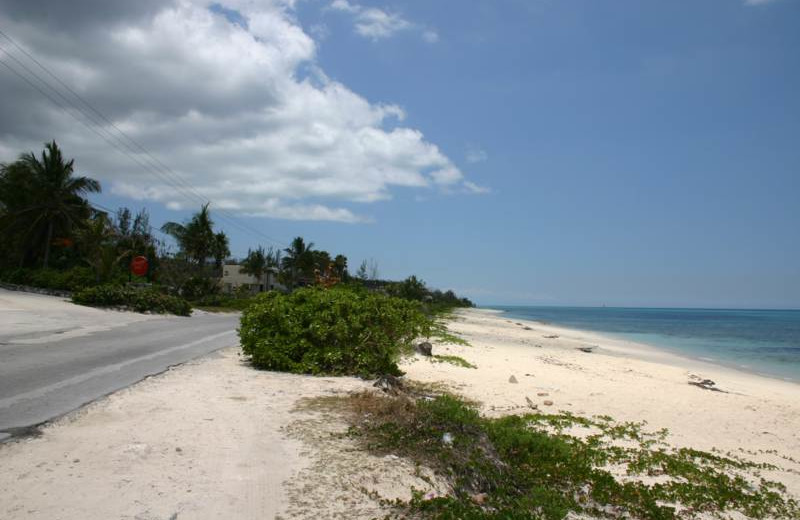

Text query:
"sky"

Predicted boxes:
[[0, 0, 798, 308]]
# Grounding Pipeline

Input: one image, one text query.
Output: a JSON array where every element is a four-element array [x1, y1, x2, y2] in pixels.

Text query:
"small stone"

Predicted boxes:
[[525, 397, 537, 409], [537, 392, 549, 396], [543, 400, 554, 406], [72, 459, 80, 463], [508, 375, 518, 384], [175, 447, 182, 453], [415, 342, 433, 356]]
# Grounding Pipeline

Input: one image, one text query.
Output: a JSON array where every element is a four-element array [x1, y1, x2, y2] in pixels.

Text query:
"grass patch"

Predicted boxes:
[[432, 354, 477, 369], [429, 316, 470, 346], [337, 390, 798, 519]]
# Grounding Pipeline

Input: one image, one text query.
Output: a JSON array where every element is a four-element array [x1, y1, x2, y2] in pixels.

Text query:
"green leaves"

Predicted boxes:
[[239, 286, 431, 377], [72, 285, 192, 316]]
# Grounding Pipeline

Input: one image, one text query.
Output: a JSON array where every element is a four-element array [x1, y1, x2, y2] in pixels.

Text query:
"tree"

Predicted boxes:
[[333, 254, 348, 280], [265, 246, 282, 269], [356, 259, 368, 281], [77, 213, 129, 283], [160, 203, 226, 268], [0, 141, 100, 268], [356, 258, 379, 281], [281, 236, 315, 288], [211, 231, 230, 271], [116, 207, 159, 274], [241, 246, 267, 288]]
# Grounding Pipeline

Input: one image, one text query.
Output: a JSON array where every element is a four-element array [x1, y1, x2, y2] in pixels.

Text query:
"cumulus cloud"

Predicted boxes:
[[0, 0, 473, 222], [329, 0, 437, 42]]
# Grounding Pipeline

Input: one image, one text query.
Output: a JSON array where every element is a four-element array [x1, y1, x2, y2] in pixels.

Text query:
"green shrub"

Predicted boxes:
[[239, 286, 430, 376], [180, 275, 220, 300], [192, 294, 257, 312], [342, 392, 800, 520], [1, 266, 95, 291], [72, 284, 192, 316]]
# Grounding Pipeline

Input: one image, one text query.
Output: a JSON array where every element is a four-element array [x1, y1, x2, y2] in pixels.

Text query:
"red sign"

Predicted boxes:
[[130, 256, 149, 277]]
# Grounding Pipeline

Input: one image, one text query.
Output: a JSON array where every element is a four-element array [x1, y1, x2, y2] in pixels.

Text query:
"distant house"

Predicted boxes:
[[220, 264, 285, 295]]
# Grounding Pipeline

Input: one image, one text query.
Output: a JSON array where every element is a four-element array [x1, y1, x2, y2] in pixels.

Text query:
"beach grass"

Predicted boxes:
[[330, 388, 799, 520]]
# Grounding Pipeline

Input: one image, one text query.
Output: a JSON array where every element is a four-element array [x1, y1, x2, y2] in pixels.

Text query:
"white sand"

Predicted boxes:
[[0, 288, 162, 344], [2, 305, 798, 519], [402, 308, 800, 496], [0, 348, 445, 520]]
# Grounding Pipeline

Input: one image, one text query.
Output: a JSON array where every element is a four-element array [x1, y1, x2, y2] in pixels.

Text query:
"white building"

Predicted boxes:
[[220, 264, 285, 295]]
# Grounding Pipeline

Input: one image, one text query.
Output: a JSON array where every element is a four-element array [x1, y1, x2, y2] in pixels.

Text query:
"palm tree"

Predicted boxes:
[[160, 203, 217, 267], [241, 246, 267, 289], [281, 236, 314, 288], [0, 141, 100, 268], [333, 254, 348, 280], [211, 231, 230, 272]]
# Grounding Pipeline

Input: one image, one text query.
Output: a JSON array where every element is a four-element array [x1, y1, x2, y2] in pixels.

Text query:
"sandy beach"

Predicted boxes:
[[1, 307, 798, 518], [403, 309, 800, 496]]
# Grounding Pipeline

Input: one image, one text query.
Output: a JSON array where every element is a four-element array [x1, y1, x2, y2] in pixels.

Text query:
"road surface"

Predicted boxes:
[[0, 307, 239, 441]]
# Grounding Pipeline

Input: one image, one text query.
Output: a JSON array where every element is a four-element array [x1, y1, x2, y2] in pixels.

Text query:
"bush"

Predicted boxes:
[[72, 284, 192, 316], [0, 266, 96, 292], [239, 286, 430, 377], [180, 275, 220, 300], [192, 294, 256, 312]]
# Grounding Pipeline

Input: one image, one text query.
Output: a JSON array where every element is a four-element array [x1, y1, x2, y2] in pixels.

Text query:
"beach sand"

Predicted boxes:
[[402, 308, 800, 496], [1, 306, 798, 518]]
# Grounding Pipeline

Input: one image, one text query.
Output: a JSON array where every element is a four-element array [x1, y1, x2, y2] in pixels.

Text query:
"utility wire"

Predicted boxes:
[[0, 39, 284, 248], [0, 28, 288, 249]]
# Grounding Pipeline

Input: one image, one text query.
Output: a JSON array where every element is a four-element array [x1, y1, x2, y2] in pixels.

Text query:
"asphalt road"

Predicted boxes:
[[0, 311, 240, 441]]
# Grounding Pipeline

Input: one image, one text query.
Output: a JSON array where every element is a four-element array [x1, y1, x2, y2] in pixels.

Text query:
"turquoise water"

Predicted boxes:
[[490, 306, 800, 383]]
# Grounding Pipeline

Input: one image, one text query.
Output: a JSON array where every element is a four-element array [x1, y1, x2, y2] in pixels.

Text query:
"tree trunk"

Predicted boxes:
[[42, 220, 53, 269]]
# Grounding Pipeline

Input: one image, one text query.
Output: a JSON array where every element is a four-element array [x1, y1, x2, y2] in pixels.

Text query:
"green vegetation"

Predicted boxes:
[[239, 286, 431, 377], [431, 354, 477, 369], [0, 266, 97, 292], [72, 285, 192, 316], [339, 390, 799, 520], [192, 294, 257, 313], [0, 141, 100, 269], [382, 275, 474, 312], [2, 142, 473, 318]]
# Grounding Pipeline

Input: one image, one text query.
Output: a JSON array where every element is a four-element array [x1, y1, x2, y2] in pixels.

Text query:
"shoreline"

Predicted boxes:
[[402, 308, 800, 496], [2, 302, 798, 518], [481, 305, 800, 386]]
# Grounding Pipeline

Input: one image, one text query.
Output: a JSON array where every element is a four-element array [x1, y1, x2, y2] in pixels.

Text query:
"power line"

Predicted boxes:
[[0, 28, 288, 249], [0, 39, 285, 247]]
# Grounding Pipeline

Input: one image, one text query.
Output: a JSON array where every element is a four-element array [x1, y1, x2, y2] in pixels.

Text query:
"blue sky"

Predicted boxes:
[[1, 0, 798, 308]]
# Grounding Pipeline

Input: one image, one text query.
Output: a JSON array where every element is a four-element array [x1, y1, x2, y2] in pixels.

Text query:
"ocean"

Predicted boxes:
[[489, 306, 800, 383]]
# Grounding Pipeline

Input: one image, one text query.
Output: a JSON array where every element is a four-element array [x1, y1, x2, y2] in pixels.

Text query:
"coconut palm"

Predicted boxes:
[[0, 141, 100, 268], [241, 246, 267, 287], [281, 236, 315, 288], [160, 203, 219, 267]]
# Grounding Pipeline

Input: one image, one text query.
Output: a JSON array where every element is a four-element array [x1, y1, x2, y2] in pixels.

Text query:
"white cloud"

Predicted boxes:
[[466, 146, 488, 163], [329, 0, 436, 42], [0, 0, 473, 222], [463, 181, 490, 194], [422, 29, 440, 44]]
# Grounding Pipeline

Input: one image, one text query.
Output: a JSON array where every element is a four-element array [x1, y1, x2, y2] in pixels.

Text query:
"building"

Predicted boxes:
[[220, 264, 285, 295]]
